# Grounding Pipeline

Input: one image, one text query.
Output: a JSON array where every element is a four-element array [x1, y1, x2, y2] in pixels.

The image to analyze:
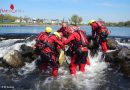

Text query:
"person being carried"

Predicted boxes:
[[88, 20, 110, 54]]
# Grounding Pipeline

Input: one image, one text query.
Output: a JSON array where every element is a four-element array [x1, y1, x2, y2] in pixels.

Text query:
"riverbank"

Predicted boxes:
[[0, 23, 130, 28], [0, 23, 62, 27], [0, 24, 39, 27]]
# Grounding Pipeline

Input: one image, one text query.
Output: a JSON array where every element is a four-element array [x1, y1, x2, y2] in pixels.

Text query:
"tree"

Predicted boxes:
[[36, 19, 43, 24], [71, 15, 82, 25], [23, 16, 30, 23], [19, 16, 23, 23], [0, 14, 4, 22], [125, 21, 130, 27], [0, 14, 17, 22]]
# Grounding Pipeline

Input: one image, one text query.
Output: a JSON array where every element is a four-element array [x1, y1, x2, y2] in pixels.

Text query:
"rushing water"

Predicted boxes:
[[0, 26, 130, 90]]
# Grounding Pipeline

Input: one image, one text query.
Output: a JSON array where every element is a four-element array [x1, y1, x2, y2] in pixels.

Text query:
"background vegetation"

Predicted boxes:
[[0, 14, 130, 27]]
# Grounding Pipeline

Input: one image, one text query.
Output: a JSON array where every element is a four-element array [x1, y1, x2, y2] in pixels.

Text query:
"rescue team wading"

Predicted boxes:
[[33, 21, 110, 77]]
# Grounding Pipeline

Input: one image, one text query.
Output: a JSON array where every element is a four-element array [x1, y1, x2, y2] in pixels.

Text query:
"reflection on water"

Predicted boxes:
[[0, 26, 60, 34]]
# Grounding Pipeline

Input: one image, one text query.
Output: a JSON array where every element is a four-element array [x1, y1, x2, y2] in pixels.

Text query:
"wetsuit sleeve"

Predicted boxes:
[[64, 34, 75, 45], [54, 38, 64, 49]]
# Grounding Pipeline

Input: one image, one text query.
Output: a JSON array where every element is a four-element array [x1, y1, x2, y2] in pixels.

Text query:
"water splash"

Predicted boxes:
[[35, 51, 108, 90], [0, 38, 108, 90], [18, 61, 36, 75]]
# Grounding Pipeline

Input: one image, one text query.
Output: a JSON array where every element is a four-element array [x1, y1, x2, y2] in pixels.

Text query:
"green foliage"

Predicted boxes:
[[125, 21, 130, 27], [105, 21, 130, 27], [36, 19, 43, 24], [71, 15, 82, 25], [0, 14, 4, 22], [0, 14, 17, 22]]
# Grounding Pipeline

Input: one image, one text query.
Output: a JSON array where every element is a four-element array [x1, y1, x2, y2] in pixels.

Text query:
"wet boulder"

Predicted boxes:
[[0, 58, 5, 67], [87, 37, 118, 56], [3, 50, 25, 68], [19, 44, 38, 62], [1, 44, 38, 68], [106, 39, 118, 50], [105, 46, 130, 76], [20, 44, 33, 55], [87, 37, 99, 57]]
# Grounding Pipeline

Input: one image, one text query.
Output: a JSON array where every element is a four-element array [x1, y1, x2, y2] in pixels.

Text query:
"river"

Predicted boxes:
[[0, 26, 130, 90], [0, 26, 130, 37]]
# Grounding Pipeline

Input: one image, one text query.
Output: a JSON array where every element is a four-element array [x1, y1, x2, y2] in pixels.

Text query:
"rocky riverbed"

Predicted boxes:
[[0, 34, 130, 90]]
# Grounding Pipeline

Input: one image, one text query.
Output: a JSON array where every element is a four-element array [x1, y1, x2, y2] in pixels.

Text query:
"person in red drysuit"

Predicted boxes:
[[64, 26, 89, 76], [57, 23, 70, 38], [33, 27, 52, 55], [89, 20, 110, 53], [40, 32, 64, 77]]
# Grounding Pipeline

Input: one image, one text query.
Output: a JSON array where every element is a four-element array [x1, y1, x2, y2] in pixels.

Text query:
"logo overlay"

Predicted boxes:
[[0, 4, 23, 13]]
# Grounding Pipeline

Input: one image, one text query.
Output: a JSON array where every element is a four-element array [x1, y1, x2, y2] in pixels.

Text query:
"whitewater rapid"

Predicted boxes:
[[0, 38, 109, 90], [34, 51, 108, 90], [1, 38, 130, 90]]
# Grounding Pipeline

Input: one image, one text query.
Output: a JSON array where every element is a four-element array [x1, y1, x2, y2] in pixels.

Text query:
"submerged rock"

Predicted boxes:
[[106, 38, 118, 50], [87, 37, 99, 57], [3, 50, 25, 68], [20, 44, 38, 62], [1, 44, 38, 68], [87, 38, 118, 56], [105, 46, 130, 76]]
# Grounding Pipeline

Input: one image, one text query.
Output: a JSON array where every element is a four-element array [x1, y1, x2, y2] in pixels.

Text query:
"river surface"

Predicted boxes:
[[0, 26, 130, 37], [0, 26, 130, 90]]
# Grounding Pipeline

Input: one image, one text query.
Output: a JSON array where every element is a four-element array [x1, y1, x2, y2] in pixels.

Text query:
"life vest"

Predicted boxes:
[[95, 21, 110, 37], [76, 30, 88, 46], [35, 32, 49, 49], [70, 30, 88, 53], [95, 21, 108, 33], [36, 32, 49, 42], [44, 35, 59, 52]]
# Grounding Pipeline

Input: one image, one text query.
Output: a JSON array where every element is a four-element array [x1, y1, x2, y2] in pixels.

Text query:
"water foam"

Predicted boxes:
[[0, 39, 23, 57], [35, 51, 108, 90], [116, 40, 130, 48], [0, 38, 108, 90], [18, 61, 36, 75]]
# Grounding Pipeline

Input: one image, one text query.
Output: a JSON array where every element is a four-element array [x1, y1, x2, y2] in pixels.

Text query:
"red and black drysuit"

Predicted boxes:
[[38, 34, 64, 77], [34, 32, 50, 55], [64, 30, 89, 75], [57, 26, 70, 38], [91, 21, 110, 53]]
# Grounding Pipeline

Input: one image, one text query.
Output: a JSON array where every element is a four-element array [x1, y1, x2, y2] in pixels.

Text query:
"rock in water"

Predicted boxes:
[[3, 50, 25, 68], [87, 38, 99, 57], [106, 39, 118, 50], [105, 47, 130, 76], [20, 44, 33, 55], [20, 44, 38, 62]]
